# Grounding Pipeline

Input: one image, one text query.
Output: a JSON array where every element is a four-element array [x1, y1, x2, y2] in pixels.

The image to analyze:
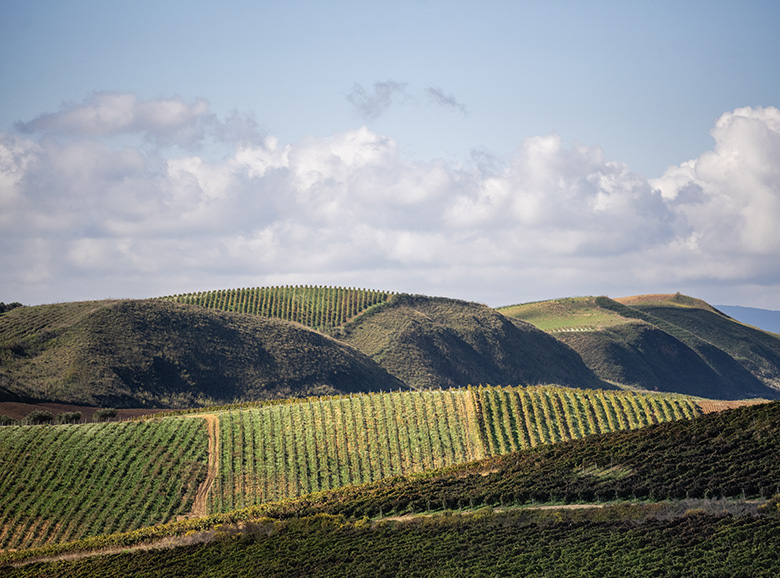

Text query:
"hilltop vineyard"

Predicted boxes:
[[0, 418, 208, 551], [160, 286, 393, 329], [209, 386, 700, 513]]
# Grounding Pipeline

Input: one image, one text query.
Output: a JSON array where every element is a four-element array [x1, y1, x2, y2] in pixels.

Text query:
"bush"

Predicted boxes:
[[23, 410, 54, 425], [95, 408, 118, 422], [0, 302, 23, 314], [56, 411, 82, 424], [0, 414, 18, 426]]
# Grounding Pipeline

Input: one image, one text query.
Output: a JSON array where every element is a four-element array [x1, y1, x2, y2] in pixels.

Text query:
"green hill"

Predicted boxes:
[[4, 288, 779, 409], [336, 294, 608, 391], [0, 299, 405, 407], [499, 294, 780, 400], [3, 400, 778, 576]]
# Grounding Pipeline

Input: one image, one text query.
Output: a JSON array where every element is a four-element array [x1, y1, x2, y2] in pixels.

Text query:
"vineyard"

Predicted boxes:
[[209, 386, 700, 512], [0, 417, 208, 551], [160, 286, 393, 329]]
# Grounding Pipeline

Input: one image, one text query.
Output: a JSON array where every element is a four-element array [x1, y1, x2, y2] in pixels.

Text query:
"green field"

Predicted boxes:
[[498, 296, 631, 331], [0, 417, 207, 550], [209, 386, 700, 513]]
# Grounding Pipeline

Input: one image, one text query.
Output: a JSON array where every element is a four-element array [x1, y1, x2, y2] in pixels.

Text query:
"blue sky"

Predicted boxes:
[[2, 1, 780, 308]]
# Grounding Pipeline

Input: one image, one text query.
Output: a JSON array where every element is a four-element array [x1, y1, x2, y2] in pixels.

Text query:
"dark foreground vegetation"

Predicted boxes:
[[5, 504, 779, 577]]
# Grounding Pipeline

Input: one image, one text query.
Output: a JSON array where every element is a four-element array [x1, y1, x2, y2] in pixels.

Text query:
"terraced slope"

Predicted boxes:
[[500, 294, 780, 400]]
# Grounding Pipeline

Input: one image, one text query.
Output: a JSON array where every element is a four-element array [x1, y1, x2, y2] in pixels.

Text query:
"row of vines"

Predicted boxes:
[[161, 286, 393, 329], [0, 418, 208, 551], [209, 389, 484, 512], [209, 386, 701, 513]]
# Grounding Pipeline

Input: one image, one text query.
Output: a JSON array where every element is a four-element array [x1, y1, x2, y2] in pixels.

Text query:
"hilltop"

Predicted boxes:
[[0, 288, 610, 409], [0, 299, 404, 408], [499, 293, 780, 400], [334, 293, 607, 391]]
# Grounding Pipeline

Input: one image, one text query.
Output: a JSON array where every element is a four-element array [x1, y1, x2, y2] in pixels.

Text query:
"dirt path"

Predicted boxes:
[[188, 414, 220, 518]]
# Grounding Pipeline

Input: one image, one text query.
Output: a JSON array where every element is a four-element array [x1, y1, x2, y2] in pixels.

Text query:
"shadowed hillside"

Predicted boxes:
[[336, 294, 609, 391], [500, 294, 780, 400], [0, 300, 405, 407]]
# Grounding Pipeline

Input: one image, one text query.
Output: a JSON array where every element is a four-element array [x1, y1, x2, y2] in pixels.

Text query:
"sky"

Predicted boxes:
[[1, 0, 780, 309]]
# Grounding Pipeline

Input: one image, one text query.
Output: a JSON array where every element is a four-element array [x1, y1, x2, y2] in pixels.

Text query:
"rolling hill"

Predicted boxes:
[[499, 293, 780, 400], [0, 385, 700, 551], [3, 287, 780, 411], [0, 299, 405, 408], [334, 293, 608, 391]]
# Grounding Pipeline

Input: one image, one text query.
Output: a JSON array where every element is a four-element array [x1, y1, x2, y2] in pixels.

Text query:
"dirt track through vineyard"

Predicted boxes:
[[189, 414, 219, 518]]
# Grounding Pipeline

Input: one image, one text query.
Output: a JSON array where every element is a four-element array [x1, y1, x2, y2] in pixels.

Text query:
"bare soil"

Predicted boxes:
[[0, 402, 170, 422]]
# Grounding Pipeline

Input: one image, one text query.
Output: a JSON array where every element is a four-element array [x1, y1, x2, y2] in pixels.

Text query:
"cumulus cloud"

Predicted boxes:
[[2, 97, 780, 307], [651, 106, 780, 270], [16, 92, 213, 147]]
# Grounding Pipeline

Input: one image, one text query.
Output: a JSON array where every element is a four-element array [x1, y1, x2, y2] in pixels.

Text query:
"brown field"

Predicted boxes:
[[0, 402, 169, 422]]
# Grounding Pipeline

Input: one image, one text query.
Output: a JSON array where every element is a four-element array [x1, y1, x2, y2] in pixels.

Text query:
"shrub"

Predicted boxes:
[[56, 411, 82, 424], [0, 414, 18, 426], [23, 410, 54, 425], [95, 408, 118, 422]]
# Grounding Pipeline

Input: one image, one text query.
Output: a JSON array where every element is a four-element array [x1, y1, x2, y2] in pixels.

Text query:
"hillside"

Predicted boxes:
[[0, 385, 699, 551], [336, 294, 608, 391], [4, 287, 779, 409], [0, 299, 405, 407], [499, 294, 780, 400], [3, 400, 779, 576]]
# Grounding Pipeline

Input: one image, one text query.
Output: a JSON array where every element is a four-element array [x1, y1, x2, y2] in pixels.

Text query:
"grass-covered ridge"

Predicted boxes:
[[160, 285, 394, 329], [336, 294, 609, 391], [0, 299, 405, 407], [501, 293, 780, 400]]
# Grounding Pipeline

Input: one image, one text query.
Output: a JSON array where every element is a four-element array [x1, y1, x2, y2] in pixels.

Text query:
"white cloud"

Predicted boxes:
[[16, 92, 213, 147], [651, 106, 780, 257], [2, 98, 780, 308]]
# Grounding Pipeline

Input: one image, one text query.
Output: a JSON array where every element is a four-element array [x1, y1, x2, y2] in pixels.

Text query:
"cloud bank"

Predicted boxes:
[[2, 94, 779, 307]]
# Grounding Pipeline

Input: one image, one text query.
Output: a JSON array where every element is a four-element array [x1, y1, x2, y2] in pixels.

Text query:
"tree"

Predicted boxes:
[[95, 408, 118, 422]]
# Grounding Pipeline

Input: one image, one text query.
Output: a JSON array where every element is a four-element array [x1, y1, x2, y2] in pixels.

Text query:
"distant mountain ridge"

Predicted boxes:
[[716, 304, 780, 335]]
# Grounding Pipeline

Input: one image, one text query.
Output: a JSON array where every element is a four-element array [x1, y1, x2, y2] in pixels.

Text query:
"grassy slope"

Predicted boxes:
[[500, 294, 780, 400], [337, 294, 609, 391], [5, 401, 779, 576], [0, 300, 405, 407]]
